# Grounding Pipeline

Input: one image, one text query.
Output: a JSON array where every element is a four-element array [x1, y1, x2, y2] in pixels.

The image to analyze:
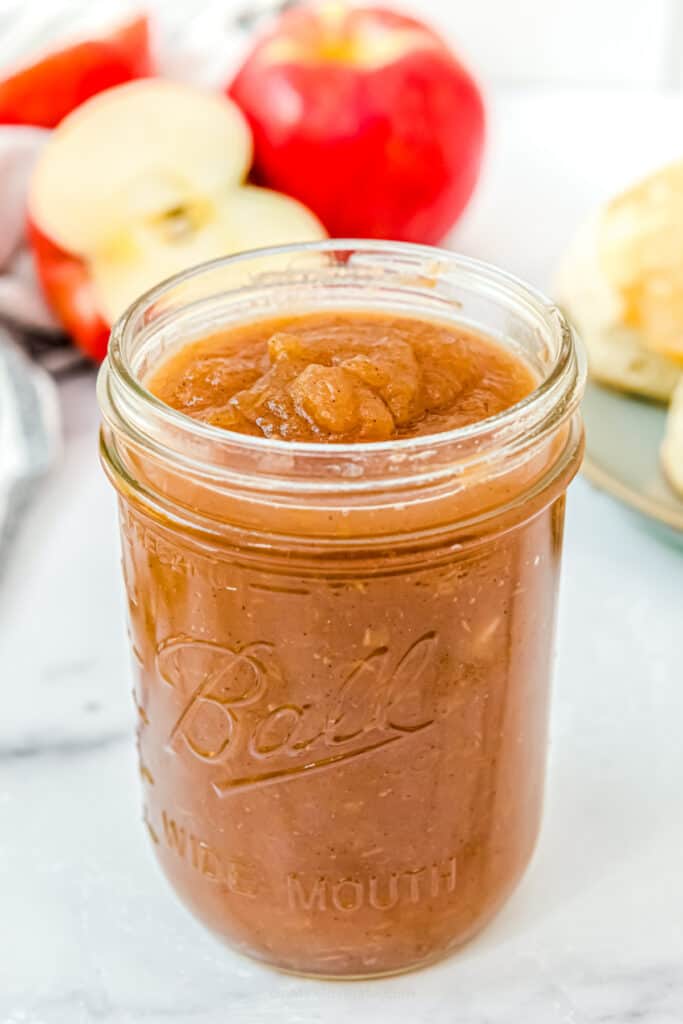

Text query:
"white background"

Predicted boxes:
[[0, 0, 682, 90]]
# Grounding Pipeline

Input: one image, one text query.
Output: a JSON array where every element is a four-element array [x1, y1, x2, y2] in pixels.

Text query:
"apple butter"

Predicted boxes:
[[148, 312, 536, 441], [98, 242, 585, 977]]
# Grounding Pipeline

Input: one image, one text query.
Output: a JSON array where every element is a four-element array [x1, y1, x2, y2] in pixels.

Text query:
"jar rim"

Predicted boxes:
[[99, 239, 586, 496]]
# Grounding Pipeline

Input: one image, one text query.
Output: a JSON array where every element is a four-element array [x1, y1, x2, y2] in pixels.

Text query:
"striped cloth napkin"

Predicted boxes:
[[0, 126, 58, 333]]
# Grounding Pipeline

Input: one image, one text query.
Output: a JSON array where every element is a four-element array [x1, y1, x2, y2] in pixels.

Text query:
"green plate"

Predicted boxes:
[[582, 380, 683, 547]]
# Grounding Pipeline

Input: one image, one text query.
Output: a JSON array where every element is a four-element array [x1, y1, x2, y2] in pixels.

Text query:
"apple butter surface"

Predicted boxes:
[[148, 311, 535, 441]]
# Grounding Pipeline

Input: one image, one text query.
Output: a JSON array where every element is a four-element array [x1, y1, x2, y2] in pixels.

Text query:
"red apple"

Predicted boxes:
[[0, 16, 153, 129], [228, 4, 485, 244], [28, 80, 326, 361], [27, 218, 110, 363]]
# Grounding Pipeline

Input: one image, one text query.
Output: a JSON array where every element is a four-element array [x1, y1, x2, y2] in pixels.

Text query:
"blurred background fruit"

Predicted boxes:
[[229, 3, 485, 244], [26, 219, 110, 362], [0, 16, 152, 128]]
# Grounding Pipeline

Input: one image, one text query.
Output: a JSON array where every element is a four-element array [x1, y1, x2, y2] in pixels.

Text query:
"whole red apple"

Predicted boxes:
[[228, 4, 485, 244], [0, 16, 152, 129]]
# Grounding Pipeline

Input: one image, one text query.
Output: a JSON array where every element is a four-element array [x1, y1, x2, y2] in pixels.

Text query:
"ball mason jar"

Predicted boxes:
[[98, 241, 585, 978]]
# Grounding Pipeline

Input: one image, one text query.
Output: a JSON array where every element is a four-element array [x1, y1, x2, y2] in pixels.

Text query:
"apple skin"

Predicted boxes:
[[228, 5, 485, 244], [0, 16, 152, 129], [27, 218, 110, 362]]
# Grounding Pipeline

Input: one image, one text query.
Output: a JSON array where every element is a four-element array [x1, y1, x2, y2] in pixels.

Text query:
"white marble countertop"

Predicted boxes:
[[1, 91, 682, 1024]]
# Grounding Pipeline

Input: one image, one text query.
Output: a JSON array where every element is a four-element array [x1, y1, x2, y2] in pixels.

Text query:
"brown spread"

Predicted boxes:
[[118, 310, 573, 977], [148, 312, 536, 441]]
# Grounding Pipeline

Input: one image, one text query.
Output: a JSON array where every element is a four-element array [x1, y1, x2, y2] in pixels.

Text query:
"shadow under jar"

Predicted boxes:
[[98, 241, 585, 978]]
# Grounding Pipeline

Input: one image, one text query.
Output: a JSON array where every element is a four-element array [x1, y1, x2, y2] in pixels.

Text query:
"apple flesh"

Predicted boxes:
[[0, 16, 152, 129], [91, 184, 328, 325], [28, 79, 326, 360], [30, 80, 254, 258], [228, 4, 485, 244]]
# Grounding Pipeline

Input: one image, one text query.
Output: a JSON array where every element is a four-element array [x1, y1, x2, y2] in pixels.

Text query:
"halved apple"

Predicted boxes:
[[28, 79, 326, 360]]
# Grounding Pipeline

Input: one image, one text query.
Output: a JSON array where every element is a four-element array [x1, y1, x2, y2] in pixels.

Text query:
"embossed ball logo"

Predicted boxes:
[[156, 631, 455, 794]]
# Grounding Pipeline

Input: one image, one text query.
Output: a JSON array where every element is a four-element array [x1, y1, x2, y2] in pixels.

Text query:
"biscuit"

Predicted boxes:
[[555, 217, 681, 401]]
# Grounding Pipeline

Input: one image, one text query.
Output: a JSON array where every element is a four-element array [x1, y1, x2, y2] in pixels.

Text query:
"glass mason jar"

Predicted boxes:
[[98, 241, 585, 979]]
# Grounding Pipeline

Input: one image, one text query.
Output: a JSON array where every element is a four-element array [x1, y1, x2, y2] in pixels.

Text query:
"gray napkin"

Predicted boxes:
[[0, 326, 59, 573]]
